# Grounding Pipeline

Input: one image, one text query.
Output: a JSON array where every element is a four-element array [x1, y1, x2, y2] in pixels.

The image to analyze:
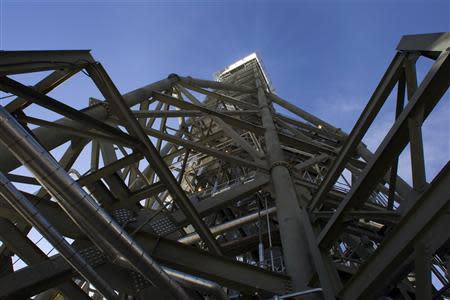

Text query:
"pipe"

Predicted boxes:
[[273, 288, 323, 299], [264, 195, 275, 271], [0, 106, 190, 300], [0, 171, 119, 300], [178, 207, 276, 245], [163, 267, 229, 300], [256, 70, 316, 291], [258, 242, 265, 267]]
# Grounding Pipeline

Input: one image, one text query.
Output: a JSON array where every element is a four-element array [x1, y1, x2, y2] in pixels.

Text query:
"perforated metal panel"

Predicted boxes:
[[79, 246, 106, 268], [148, 213, 178, 236], [112, 208, 135, 226], [130, 270, 152, 292]]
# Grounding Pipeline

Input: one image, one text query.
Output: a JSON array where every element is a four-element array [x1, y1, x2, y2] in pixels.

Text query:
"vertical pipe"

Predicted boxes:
[[258, 242, 265, 268], [255, 69, 316, 291], [257, 203, 265, 268], [264, 195, 275, 272]]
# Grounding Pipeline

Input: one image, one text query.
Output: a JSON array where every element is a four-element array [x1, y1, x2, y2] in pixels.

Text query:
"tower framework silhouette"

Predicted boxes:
[[0, 32, 449, 300]]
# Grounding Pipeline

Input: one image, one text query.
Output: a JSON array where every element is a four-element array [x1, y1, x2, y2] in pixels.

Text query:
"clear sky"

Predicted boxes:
[[0, 0, 449, 181]]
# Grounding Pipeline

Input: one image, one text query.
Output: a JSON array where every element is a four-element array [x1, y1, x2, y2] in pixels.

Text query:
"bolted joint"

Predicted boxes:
[[89, 97, 111, 116], [270, 160, 291, 172]]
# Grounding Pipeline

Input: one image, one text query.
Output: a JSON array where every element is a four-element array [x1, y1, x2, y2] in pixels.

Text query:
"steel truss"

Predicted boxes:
[[0, 32, 448, 300]]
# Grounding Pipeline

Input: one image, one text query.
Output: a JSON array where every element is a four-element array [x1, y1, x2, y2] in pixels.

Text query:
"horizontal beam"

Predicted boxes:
[[133, 231, 291, 295], [178, 82, 258, 109], [0, 50, 94, 75], [177, 75, 255, 93], [114, 181, 166, 208], [0, 255, 74, 299], [397, 32, 450, 58], [172, 174, 270, 225], [133, 109, 259, 118]]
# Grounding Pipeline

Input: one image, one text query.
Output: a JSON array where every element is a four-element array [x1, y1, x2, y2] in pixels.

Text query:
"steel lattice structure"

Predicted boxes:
[[0, 32, 448, 300]]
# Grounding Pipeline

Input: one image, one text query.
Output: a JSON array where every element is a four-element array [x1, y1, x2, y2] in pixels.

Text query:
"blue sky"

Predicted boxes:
[[0, 0, 448, 180]]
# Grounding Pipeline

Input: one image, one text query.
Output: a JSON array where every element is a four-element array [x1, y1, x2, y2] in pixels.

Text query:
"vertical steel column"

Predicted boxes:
[[404, 56, 427, 193], [255, 70, 315, 292], [415, 240, 432, 300]]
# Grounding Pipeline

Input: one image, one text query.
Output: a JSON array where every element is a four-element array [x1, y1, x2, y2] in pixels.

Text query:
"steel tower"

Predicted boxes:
[[0, 32, 449, 300]]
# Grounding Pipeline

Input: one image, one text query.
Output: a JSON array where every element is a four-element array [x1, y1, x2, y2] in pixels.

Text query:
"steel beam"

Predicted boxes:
[[143, 126, 267, 170], [397, 32, 450, 59], [177, 75, 254, 93], [309, 52, 405, 211], [177, 83, 264, 161], [0, 50, 94, 75], [0, 77, 175, 173], [115, 181, 166, 208], [87, 63, 223, 256], [18, 115, 136, 147], [255, 69, 315, 291], [318, 50, 450, 249], [338, 162, 450, 300], [178, 82, 258, 109], [132, 232, 291, 295], [0, 218, 90, 300], [269, 93, 341, 136], [0, 76, 138, 146], [153, 91, 333, 155], [387, 70, 406, 210], [6, 68, 80, 113], [0, 171, 119, 299], [133, 109, 259, 118], [404, 56, 427, 192], [171, 174, 270, 225], [0, 105, 190, 300], [0, 254, 75, 299]]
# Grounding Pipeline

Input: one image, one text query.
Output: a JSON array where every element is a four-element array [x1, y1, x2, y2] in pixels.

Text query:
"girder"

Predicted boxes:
[[0, 32, 448, 300]]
